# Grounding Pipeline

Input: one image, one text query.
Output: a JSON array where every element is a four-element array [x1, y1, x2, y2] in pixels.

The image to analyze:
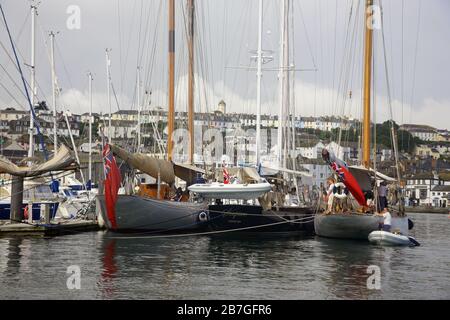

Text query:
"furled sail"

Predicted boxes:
[[0, 144, 76, 177], [109, 144, 175, 185], [109, 144, 206, 186]]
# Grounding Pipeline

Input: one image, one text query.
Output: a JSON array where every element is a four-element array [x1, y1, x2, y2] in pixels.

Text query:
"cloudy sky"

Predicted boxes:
[[0, 0, 449, 129]]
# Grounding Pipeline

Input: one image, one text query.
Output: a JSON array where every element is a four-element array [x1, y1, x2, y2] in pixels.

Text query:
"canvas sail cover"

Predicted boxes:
[[348, 165, 396, 192], [109, 144, 175, 185], [0, 144, 75, 177], [173, 163, 205, 186]]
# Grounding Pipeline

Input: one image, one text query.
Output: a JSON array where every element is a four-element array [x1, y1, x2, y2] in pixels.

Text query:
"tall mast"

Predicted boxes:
[[105, 49, 112, 143], [49, 31, 57, 153], [278, 0, 290, 169], [137, 66, 141, 152], [255, 0, 263, 166], [187, 0, 195, 164], [362, 0, 374, 168], [28, 4, 37, 158], [167, 0, 175, 161], [88, 72, 93, 183]]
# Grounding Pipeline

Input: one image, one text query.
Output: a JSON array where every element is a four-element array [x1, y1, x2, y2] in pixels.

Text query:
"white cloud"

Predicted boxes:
[[58, 88, 132, 115]]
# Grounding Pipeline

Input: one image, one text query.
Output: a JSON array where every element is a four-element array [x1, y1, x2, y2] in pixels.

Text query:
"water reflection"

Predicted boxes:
[[0, 212, 447, 299], [315, 238, 377, 299], [99, 238, 117, 299]]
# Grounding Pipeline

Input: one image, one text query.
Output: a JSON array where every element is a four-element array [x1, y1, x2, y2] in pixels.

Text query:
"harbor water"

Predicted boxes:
[[0, 212, 449, 300]]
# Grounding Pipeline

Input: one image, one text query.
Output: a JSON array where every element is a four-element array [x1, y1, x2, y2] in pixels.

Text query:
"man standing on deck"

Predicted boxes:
[[378, 181, 388, 211]]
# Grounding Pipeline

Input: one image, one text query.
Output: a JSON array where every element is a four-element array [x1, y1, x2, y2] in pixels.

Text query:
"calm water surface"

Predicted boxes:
[[0, 212, 449, 299]]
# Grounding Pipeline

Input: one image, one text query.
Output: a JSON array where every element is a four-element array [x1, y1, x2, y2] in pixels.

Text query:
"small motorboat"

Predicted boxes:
[[188, 182, 272, 200], [368, 230, 420, 246]]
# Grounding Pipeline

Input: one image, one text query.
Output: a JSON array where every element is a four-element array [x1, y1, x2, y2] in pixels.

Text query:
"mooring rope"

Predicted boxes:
[[105, 214, 315, 240]]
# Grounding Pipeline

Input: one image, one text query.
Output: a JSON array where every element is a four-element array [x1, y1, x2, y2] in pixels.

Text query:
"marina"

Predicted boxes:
[[0, 0, 449, 302]]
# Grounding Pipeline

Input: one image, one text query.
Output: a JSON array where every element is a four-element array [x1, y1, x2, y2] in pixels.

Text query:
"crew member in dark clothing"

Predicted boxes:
[[378, 181, 388, 211]]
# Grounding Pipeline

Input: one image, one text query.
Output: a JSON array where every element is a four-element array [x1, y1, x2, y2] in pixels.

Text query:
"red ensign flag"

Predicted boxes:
[[103, 144, 121, 229]]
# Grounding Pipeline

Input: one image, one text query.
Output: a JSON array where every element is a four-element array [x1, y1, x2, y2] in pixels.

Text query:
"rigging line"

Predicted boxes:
[[141, 0, 162, 105], [380, 0, 402, 184], [297, 0, 316, 70], [332, 0, 354, 116], [117, 0, 123, 100], [0, 80, 27, 108], [220, 0, 228, 98], [0, 39, 39, 107], [205, 0, 215, 101], [336, 0, 360, 145], [14, 8, 30, 42], [0, 14, 47, 105], [194, 4, 209, 116], [123, 0, 138, 85], [331, 0, 338, 104], [198, 1, 212, 114], [407, 0, 422, 150], [229, 0, 250, 108], [136, 0, 144, 65], [400, 0, 404, 138], [110, 81, 121, 112], [54, 40, 82, 111], [0, 4, 49, 160], [0, 62, 29, 100]]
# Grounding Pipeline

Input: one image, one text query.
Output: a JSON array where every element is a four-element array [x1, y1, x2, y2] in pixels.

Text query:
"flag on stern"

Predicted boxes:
[[103, 144, 121, 229]]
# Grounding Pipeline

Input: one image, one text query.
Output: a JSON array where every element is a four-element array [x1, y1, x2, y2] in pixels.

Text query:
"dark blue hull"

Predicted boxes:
[[207, 204, 315, 235]]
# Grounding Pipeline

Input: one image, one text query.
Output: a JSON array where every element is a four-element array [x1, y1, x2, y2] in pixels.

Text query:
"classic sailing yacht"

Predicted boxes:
[[314, 0, 411, 240], [97, 0, 315, 235], [97, 0, 208, 233]]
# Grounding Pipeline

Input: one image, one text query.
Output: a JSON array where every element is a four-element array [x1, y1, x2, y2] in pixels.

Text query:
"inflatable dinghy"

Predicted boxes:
[[368, 231, 420, 246]]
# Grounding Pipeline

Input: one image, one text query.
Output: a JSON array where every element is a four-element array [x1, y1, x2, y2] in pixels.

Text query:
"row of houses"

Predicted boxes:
[[0, 108, 80, 137], [414, 142, 450, 159], [79, 108, 357, 131], [400, 124, 450, 142]]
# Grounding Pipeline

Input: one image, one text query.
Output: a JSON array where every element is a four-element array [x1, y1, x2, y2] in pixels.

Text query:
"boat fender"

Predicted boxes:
[[198, 211, 209, 222], [408, 218, 414, 230], [333, 182, 348, 199]]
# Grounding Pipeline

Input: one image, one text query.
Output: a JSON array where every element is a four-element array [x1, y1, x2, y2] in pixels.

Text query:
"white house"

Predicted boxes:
[[430, 185, 450, 207], [404, 172, 443, 206], [400, 124, 440, 142]]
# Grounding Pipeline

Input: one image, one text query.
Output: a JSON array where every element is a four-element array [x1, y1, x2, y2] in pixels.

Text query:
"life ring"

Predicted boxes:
[[333, 182, 348, 199], [198, 211, 209, 222]]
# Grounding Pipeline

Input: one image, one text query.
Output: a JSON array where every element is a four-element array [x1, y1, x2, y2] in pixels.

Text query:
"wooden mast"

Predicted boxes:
[[168, 0, 175, 161], [187, 0, 194, 164], [362, 0, 374, 168]]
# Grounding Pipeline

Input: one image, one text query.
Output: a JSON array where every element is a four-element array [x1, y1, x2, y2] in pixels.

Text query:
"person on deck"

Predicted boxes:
[[195, 173, 206, 184], [325, 177, 336, 213], [171, 187, 183, 201], [378, 181, 388, 211], [377, 207, 392, 232]]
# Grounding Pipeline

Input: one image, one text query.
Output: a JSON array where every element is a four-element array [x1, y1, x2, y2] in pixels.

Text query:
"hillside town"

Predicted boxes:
[[1, 102, 450, 209]]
